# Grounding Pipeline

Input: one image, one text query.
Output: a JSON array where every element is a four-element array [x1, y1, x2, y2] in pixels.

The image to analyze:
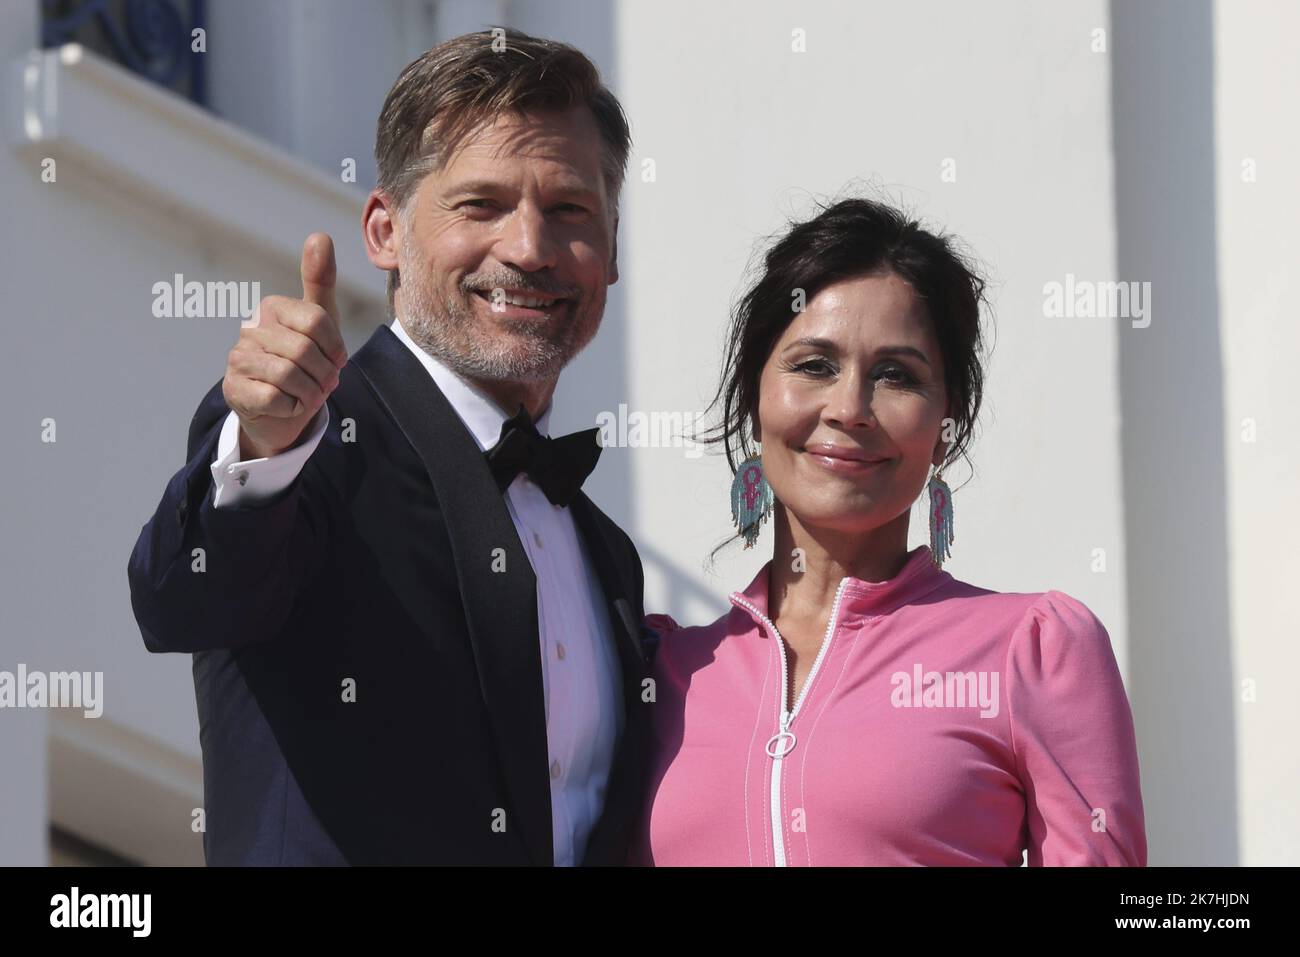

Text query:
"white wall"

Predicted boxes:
[[0, 0, 49, 868], [1213, 0, 1300, 867], [206, 0, 442, 191]]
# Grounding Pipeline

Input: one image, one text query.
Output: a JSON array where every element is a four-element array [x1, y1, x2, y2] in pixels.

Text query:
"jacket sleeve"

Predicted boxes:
[[640, 613, 681, 662], [127, 379, 334, 653], [1005, 590, 1148, 866]]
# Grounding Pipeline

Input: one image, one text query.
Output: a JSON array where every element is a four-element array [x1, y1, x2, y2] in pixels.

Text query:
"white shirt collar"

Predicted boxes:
[[389, 317, 553, 450]]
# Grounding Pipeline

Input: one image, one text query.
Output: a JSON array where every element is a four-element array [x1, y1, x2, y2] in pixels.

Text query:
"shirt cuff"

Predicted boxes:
[[210, 406, 329, 509]]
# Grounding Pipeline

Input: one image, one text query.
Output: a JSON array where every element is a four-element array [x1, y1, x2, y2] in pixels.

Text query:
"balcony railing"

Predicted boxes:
[[41, 0, 206, 106]]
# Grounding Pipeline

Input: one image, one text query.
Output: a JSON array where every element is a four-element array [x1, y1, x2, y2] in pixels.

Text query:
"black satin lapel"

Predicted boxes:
[[568, 492, 653, 866], [568, 493, 648, 678], [351, 325, 552, 865]]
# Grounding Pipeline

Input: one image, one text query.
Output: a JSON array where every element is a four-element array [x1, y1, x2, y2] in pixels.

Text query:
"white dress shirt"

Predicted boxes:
[[209, 318, 625, 866]]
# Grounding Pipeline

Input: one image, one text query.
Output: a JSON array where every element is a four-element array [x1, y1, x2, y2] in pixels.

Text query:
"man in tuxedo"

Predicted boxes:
[[127, 30, 651, 865]]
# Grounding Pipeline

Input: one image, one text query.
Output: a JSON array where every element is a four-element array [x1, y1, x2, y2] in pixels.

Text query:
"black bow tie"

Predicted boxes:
[[484, 404, 602, 507]]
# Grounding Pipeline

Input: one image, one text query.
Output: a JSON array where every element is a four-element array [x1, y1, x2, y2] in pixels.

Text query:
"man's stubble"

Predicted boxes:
[[396, 214, 603, 385]]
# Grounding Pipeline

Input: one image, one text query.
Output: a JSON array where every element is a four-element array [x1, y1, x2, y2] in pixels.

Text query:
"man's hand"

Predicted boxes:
[[223, 234, 349, 460]]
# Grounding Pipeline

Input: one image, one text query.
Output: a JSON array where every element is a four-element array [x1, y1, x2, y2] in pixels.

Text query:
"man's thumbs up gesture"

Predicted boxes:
[[223, 234, 350, 460]]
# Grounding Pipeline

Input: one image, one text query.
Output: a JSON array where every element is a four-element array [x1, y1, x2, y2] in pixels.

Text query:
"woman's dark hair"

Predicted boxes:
[[701, 195, 991, 554]]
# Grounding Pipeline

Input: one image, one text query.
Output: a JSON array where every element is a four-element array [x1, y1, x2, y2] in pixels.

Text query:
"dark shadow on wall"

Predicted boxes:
[[1110, 0, 1236, 865]]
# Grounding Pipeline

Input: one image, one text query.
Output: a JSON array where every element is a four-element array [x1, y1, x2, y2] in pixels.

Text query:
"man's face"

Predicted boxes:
[[395, 106, 618, 385]]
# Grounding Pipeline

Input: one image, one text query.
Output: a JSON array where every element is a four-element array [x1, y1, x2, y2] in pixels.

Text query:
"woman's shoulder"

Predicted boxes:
[[642, 608, 742, 641], [969, 587, 1120, 684], [1022, 588, 1109, 632], [933, 576, 1109, 636], [641, 607, 749, 662], [1013, 589, 1115, 660], [909, 579, 1118, 674]]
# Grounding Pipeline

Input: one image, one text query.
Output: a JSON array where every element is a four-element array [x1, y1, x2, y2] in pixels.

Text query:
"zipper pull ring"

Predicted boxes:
[[766, 723, 797, 759]]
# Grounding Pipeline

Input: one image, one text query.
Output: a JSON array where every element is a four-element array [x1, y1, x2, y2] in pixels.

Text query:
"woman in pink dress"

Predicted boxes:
[[630, 198, 1146, 866]]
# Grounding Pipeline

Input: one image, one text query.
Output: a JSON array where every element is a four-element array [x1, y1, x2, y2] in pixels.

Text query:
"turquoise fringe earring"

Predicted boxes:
[[731, 454, 774, 550], [928, 466, 954, 568]]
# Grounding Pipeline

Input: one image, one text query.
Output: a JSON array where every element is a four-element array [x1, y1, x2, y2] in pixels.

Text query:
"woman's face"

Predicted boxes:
[[754, 270, 950, 537]]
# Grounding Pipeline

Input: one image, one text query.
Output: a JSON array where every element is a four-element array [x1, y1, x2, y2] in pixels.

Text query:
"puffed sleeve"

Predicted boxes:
[[1005, 591, 1147, 866]]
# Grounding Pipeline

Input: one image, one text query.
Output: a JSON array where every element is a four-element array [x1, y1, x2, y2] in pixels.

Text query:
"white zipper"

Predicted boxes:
[[731, 576, 850, 867]]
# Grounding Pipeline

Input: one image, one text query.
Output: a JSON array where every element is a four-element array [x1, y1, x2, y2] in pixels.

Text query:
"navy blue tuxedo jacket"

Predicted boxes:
[[128, 324, 652, 865]]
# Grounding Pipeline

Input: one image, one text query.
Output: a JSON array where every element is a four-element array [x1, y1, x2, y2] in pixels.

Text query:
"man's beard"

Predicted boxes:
[[397, 233, 598, 384]]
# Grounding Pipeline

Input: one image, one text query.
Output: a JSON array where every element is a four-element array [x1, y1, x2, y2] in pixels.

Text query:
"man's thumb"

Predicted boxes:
[[300, 233, 339, 321]]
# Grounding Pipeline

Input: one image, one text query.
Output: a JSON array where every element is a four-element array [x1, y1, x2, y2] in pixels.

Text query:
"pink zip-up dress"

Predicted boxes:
[[629, 545, 1146, 866]]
